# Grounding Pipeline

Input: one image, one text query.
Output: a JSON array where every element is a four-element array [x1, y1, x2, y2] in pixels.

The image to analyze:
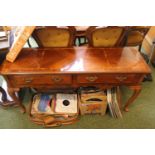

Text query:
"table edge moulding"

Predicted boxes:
[[0, 47, 151, 113]]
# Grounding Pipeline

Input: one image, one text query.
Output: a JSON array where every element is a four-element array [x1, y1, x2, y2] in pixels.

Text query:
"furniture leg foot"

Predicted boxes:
[[124, 85, 142, 112], [7, 88, 26, 113], [20, 107, 26, 114], [124, 107, 129, 112]]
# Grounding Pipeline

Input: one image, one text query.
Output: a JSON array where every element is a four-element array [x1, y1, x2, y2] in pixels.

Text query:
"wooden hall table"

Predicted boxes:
[[0, 47, 151, 113]]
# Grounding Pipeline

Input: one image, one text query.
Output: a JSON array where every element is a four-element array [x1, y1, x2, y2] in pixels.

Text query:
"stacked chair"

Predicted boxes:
[[32, 26, 76, 47], [124, 26, 151, 51], [125, 26, 152, 81], [86, 26, 151, 81], [86, 26, 126, 47]]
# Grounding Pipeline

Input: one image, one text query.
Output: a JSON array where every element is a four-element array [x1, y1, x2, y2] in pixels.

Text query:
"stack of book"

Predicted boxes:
[[31, 93, 78, 116], [0, 31, 7, 42], [31, 94, 55, 115], [107, 87, 122, 118], [55, 93, 78, 114]]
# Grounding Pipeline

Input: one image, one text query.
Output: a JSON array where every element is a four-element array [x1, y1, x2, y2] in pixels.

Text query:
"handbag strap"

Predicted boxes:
[[29, 114, 78, 128]]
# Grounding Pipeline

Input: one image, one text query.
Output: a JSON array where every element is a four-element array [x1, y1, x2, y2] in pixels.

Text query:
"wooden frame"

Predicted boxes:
[[124, 26, 151, 51], [86, 26, 126, 47], [32, 26, 76, 48]]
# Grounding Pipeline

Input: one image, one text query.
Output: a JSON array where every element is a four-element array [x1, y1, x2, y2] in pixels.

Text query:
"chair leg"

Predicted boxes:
[[76, 36, 87, 46], [27, 38, 31, 47], [139, 44, 142, 52], [84, 37, 87, 44], [79, 37, 87, 46], [78, 37, 81, 46]]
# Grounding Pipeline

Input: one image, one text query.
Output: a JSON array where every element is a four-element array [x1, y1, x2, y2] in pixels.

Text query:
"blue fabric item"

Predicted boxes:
[[9, 30, 15, 47], [38, 94, 50, 112]]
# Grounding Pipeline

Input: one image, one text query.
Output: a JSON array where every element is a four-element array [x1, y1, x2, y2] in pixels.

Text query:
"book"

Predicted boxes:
[[0, 31, 6, 38], [107, 87, 122, 118], [0, 31, 7, 41], [31, 94, 54, 115], [38, 94, 51, 112], [6, 26, 36, 62], [55, 93, 78, 114], [107, 89, 114, 117], [0, 37, 7, 42]]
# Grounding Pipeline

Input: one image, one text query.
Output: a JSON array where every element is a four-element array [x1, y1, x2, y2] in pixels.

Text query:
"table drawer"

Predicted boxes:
[[9, 75, 72, 85], [77, 74, 142, 84]]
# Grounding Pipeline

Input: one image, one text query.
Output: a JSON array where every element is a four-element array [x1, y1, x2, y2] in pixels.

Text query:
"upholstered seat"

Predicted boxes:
[[86, 26, 125, 47], [32, 26, 76, 47]]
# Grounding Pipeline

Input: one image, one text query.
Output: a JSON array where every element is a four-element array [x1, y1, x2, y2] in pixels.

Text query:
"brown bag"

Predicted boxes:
[[29, 113, 78, 128], [29, 93, 79, 128]]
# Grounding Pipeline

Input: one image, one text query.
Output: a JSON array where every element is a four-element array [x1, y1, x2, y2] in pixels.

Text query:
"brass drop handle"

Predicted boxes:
[[86, 76, 98, 82], [25, 78, 33, 83], [52, 77, 63, 83], [115, 76, 127, 82]]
